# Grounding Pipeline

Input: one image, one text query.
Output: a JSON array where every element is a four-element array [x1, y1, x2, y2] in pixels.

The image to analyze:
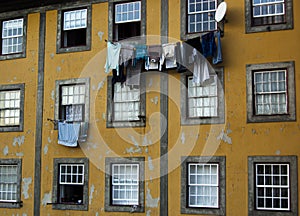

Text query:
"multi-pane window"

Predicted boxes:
[[58, 164, 84, 204], [112, 1, 142, 41], [58, 7, 91, 50], [254, 70, 287, 115], [1, 18, 23, 55], [112, 164, 139, 205], [115, 1, 141, 23], [0, 165, 18, 202], [113, 83, 140, 122], [63, 9, 87, 31], [188, 163, 219, 208], [255, 163, 289, 210], [52, 158, 89, 211], [246, 62, 295, 123], [252, 0, 285, 18], [187, 75, 218, 118], [187, 0, 217, 33], [0, 90, 21, 127], [60, 84, 86, 122]]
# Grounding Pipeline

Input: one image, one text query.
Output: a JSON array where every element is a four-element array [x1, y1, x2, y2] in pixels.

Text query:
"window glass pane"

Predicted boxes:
[[59, 164, 84, 185], [115, 1, 141, 24], [2, 18, 23, 54], [63, 9, 87, 30], [0, 165, 18, 201]]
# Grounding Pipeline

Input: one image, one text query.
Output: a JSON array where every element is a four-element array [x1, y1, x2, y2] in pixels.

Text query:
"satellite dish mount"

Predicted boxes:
[[215, 2, 227, 37]]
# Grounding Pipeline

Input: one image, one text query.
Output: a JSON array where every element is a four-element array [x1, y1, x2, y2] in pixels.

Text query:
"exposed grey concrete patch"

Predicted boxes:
[[95, 212, 99, 216], [22, 177, 32, 199], [148, 78, 153, 87], [276, 150, 281, 155], [16, 152, 24, 157], [89, 184, 95, 205], [44, 144, 48, 155], [98, 31, 104, 41], [61, 59, 65, 64], [252, 129, 257, 134], [3, 145, 8, 156], [280, 124, 286, 132], [129, 134, 139, 146], [98, 81, 105, 90], [47, 137, 52, 143], [51, 90, 55, 100], [56, 66, 61, 73], [42, 192, 51, 207], [22, 213, 27, 216], [181, 132, 185, 144], [13, 135, 25, 147], [125, 146, 142, 154], [145, 147, 149, 153], [148, 156, 154, 171], [92, 85, 96, 91], [102, 113, 106, 120], [146, 188, 160, 208], [146, 210, 151, 216], [150, 96, 158, 105], [217, 129, 232, 144], [50, 53, 54, 59], [26, 130, 32, 134], [31, 68, 35, 72], [106, 150, 111, 155]]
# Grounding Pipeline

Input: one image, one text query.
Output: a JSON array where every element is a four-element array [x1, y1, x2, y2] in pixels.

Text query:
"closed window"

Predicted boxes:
[[255, 164, 289, 210], [248, 156, 298, 216], [1, 19, 23, 55], [253, 70, 287, 115], [0, 159, 22, 208], [187, 0, 217, 33], [57, 6, 91, 53], [0, 84, 24, 132], [188, 163, 219, 208], [112, 164, 139, 205], [107, 76, 146, 128], [187, 75, 218, 118], [246, 61, 295, 123], [105, 157, 145, 212], [245, 0, 293, 33], [0, 17, 26, 60], [181, 156, 226, 215], [52, 158, 89, 211], [181, 68, 224, 125]]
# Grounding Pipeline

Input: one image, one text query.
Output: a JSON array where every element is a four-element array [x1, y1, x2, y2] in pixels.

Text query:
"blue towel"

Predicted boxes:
[[201, 32, 216, 58], [58, 122, 81, 147], [134, 44, 147, 60]]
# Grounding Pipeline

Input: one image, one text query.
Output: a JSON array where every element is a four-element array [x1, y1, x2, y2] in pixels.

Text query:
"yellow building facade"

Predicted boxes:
[[0, 0, 299, 216]]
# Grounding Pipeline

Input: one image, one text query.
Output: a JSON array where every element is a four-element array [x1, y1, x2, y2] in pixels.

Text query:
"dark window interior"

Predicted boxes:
[[62, 28, 86, 48], [113, 21, 141, 41], [59, 185, 84, 204]]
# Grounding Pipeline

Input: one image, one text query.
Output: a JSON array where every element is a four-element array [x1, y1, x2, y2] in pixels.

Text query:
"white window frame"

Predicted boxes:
[[113, 83, 141, 122], [111, 164, 139, 205], [188, 163, 219, 208], [1, 18, 23, 55], [254, 70, 288, 115], [0, 165, 18, 202], [59, 164, 85, 185], [115, 1, 141, 24], [255, 163, 290, 211], [63, 9, 87, 31], [252, 0, 285, 18], [0, 89, 21, 127], [187, 75, 218, 118], [187, 0, 217, 33]]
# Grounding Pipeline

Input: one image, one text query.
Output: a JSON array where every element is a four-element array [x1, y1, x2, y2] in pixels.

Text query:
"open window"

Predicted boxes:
[[52, 158, 89, 211], [57, 6, 91, 53]]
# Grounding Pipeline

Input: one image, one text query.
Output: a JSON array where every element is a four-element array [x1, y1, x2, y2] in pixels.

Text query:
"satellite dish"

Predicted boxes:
[[215, 2, 227, 22]]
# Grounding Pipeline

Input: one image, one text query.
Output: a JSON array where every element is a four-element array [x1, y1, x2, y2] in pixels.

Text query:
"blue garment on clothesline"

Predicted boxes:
[[201, 32, 216, 58]]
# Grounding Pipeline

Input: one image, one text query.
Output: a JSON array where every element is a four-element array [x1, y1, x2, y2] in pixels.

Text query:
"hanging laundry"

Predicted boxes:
[[145, 45, 161, 70], [176, 41, 189, 73], [126, 60, 143, 86], [160, 43, 176, 70], [201, 32, 216, 58], [134, 44, 148, 60], [120, 43, 135, 67], [112, 64, 126, 86], [105, 41, 121, 75], [213, 31, 223, 65], [192, 48, 210, 84], [58, 122, 81, 147], [78, 122, 89, 142]]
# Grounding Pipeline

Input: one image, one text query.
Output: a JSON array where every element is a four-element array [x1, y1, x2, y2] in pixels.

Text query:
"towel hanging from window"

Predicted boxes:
[[105, 41, 121, 75], [58, 122, 81, 147]]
